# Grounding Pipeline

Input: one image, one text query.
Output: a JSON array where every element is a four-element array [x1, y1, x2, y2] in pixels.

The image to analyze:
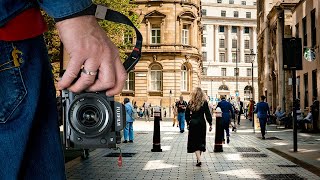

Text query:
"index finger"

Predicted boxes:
[[57, 55, 83, 90]]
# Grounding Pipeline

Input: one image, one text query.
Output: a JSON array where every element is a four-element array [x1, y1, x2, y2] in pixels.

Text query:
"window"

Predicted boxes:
[[232, 39, 237, 48], [151, 25, 161, 44], [201, 9, 207, 16], [246, 68, 252, 76], [253, 1, 256, 5], [221, 10, 226, 17], [303, 17, 307, 47], [219, 39, 225, 48], [312, 70, 317, 98], [203, 25, 207, 31], [311, 9, 316, 48], [182, 24, 189, 45], [295, 23, 299, 38], [219, 25, 225, 32], [232, 26, 237, 33], [304, 73, 309, 108], [244, 27, 250, 33], [202, 36, 206, 47], [150, 64, 162, 91], [244, 40, 250, 49], [234, 68, 239, 76], [241, 1, 246, 5], [221, 68, 227, 76], [217, 0, 222, 3], [246, 12, 251, 18], [297, 76, 301, 99], [124, 34, 133, 44], [244, 85, 253, 101], [219, 53, 226, 62], [234, 11, 239, 18], [123, 71, 135, 91], [229, 0, 234, 4], [181, 64, 190, 91], [232, 52, 237, 62], [202, 51, 207, 61], [202, 67, 207, 75], [245, 55, 251, 63]]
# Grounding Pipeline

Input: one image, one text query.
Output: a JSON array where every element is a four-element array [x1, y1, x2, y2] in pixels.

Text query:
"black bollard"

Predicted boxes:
[[151, 106, 162, 152], [214, 107, 223, 152]]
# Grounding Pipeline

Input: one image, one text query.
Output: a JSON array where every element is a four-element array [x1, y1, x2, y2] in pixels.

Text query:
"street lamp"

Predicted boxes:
[[169, 90, 172, 118], [249, 49, 256, 133]]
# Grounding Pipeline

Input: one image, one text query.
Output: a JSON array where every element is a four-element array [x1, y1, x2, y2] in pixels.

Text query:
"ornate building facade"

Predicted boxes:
[[201, 0, 258, 105], [120, 0, 202, 115]]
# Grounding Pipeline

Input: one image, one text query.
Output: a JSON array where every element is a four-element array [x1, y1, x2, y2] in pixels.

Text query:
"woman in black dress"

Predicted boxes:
[[185, 87, 213, 167]]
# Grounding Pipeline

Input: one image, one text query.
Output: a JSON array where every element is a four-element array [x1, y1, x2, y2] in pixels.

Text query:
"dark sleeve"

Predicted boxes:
[[229, 103, 234, 117], [185, 106, 191, 126], [267, 104, 270, 115], [204, 101, 212, 125], [254, 103, 258, 113]]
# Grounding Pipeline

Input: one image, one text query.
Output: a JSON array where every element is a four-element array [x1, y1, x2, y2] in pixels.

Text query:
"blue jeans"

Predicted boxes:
[[0, 36, 65, 179], [124, 122, 134, 141], [222, 120, 230, 138], [259, 118, 267, 137], [178, 112, 185, 131]]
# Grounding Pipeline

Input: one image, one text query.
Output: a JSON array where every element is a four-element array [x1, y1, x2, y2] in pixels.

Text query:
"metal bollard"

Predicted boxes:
[[214, 107, 223, 152], [151, 106, 162, 152]]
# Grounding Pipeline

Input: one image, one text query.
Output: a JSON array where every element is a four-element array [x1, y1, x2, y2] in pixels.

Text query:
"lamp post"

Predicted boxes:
[[235, 45, 239, 97], [169, 90, 172, 118], [249, 49, 256, 133]]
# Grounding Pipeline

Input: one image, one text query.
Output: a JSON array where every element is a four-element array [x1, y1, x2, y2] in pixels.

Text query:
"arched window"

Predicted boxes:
[[150, 64, 162, 91], [181, 64, 190, 91], [218, 85, 229, 91], [244, 85, 253, 101]]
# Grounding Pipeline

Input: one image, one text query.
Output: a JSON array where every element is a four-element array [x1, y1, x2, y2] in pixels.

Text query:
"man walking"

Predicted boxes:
[[143, 100, 151, 122], [216, 95, 234, 144], [254, 96, 270, 139], [237, 97, 244, 125], [176, 95, 187, 133]]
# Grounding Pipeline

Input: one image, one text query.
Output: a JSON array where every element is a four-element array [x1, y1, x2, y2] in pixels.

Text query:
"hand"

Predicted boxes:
[[209, 126, 212, 132], [56, 16, 127, 96]]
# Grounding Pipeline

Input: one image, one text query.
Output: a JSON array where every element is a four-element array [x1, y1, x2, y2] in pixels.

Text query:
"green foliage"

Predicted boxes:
[[42, 0, 139, 82]]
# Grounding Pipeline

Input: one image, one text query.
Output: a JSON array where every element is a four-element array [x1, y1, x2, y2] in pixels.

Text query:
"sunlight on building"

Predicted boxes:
[[217, 168, 261, 179], [143, 160, 178, 171]]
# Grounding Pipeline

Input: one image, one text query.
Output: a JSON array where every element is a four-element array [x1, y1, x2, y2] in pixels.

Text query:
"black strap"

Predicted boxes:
[[56, 4, 142, 72]]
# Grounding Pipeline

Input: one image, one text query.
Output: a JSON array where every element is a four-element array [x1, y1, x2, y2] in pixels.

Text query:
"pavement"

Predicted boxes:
[[65, 117, 320, 180]]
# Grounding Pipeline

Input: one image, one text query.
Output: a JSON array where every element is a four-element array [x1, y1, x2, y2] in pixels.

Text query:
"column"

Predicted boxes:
[[252, 27, 257, 59], [239, 26, 244, 63], [214, 25, 219, 62], [227, 25, 232, 62]]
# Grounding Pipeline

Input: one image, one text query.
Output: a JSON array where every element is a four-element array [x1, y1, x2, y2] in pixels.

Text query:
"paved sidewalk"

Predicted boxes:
[[66, 118, 320, 179]]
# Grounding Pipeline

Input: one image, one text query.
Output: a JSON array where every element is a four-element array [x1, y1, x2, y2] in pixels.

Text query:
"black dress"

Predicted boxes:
[[185, 101, 213, 153]]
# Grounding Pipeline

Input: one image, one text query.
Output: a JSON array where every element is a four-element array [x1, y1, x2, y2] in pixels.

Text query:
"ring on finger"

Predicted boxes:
[[82, 68, 98, 76]]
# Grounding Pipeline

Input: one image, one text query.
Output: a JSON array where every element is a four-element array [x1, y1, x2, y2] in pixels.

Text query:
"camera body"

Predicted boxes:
[[62, 90, 126, 149]]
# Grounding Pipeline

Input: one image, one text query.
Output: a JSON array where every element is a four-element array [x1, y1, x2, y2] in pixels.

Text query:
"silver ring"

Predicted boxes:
[[82, 68, 98, 76]]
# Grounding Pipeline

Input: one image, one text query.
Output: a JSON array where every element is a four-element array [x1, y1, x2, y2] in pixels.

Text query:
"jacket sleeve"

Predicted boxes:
[[38, 0, 92, 19], [204, 101, 212, 126]]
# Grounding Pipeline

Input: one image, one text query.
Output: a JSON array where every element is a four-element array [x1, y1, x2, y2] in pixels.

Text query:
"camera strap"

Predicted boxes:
[[56, 4, 142, 72]]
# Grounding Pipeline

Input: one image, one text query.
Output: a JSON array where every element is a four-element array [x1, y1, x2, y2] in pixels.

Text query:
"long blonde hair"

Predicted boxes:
[[188, 87, 207, 111]]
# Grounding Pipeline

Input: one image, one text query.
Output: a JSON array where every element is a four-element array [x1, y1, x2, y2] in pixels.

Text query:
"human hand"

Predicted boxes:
[[56, 15, 127, 96]]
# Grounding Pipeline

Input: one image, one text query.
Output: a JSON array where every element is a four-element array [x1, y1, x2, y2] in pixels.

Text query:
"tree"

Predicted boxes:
[[42, 0, 139, 83]]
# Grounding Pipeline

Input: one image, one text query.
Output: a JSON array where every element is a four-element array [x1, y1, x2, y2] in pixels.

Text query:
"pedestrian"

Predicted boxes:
[[236, 97, 244, 125], [185, 87, 212, 167], [123, 98, 135, 143], [230, 96, 238, 131], [248, 99, 254, 121], [254, 96, 270, 139], [133, 101, 138, 119], [143, 100, 151, 121], [172, 98, 179, 127], [0, 1, 126, 178], [176, 95, 188, 133], [311, 96, 319, 132], [216, 95, 234, 144]]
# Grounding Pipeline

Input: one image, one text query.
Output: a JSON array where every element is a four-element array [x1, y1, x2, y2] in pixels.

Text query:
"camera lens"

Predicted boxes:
[[79, 105, 100, 127]]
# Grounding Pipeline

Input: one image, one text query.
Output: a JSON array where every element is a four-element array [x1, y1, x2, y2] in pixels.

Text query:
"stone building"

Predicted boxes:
[[292, 0, 320, 129], [200, 0, 258, 105], [257, 0, 299, 113], [120, 0, 202, 115]]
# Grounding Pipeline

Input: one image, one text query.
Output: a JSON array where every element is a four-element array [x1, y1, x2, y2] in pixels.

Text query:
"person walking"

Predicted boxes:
[[237, 97, 244, 125], [248, 99, 254, 121], [216, 95, 234, 144], [123, 98, 135, 143], [143, 100, 151, 122], [254, 96, 270, 139], [230, 96, 238, 131], [185, 87, 212, 167], [311, 97, 319, 132], [176, 95, 188, 133], [172, 98, 179, 127]]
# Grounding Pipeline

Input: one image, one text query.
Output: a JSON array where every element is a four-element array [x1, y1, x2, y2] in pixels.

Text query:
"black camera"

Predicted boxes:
[[62, 91, 125, 149], [60, 4, 142, 149]]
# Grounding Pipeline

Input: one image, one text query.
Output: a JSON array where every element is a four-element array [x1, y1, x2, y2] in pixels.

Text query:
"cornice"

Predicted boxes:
[[202, 16, 257, 25], [201, 2, 257, 10], [201, 76, 258, 81]]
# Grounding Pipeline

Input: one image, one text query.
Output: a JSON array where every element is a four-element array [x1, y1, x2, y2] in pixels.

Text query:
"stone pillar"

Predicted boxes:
[[277, 12, 285, 111], [239, 26, 244, 63], [214, 25, 219, 62], [227, 25, 232, 62], [252, 27, 257, 56]]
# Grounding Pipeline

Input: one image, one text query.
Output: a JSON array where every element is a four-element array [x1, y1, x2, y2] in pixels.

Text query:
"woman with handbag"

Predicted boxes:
[[185, 87, 213, 167]]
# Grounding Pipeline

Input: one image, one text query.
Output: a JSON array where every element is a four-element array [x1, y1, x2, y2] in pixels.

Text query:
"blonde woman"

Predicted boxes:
[[185, 87, 213, 167]]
